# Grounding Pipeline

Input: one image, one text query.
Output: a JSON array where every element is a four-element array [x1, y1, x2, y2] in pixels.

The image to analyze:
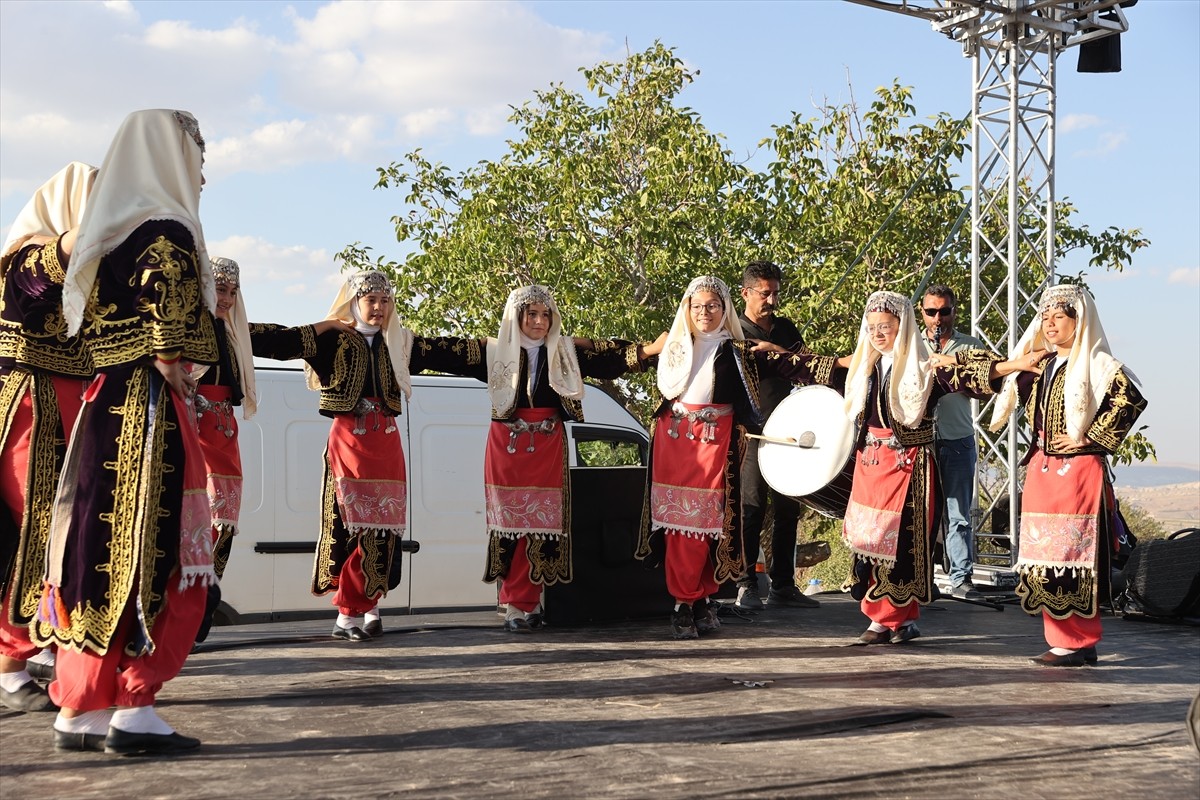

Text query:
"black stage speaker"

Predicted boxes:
[[1122, 529, 1200, 619], [544, 466, 671, 624]]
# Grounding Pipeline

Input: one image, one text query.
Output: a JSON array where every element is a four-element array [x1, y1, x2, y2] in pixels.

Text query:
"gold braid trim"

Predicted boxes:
[[810, 354, 836, 386], [86, 237, 217, 367], [635, 417, 659, 561], [377, 342, 407, 413], [41, 236, 66, 284], [212, 523, 236, 581], [9, 375, 64, 624], [0, 244, 92, 376], [137, 394, 173, 645], [1086, 370, 1146, 453], [0, 370, 31, 607], [624, 342, 644, 373], [561, 397, 584, 422], [528, 535, 571, 586], [299, 324, 318, 358], [712, 425, 746, 583], [317, 334, 366, 411], [311, 453, 339, 595], [359, 532, 395, 600], [531, 440, 574, 585], [485, 534, 506, 582], [44, 370, 152, 655], [732, 341, 762, 416], [944, 350, 996, 395], [464, 337, 482, 365], [0, 369, 29, 454], [1016, 566, 1097, 619]]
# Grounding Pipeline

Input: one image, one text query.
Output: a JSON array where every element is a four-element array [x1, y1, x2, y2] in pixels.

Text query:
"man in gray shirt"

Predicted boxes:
[[920, 285, 985, 599]]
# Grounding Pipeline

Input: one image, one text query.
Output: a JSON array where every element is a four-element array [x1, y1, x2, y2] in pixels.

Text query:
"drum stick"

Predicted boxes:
[[747, 431, 817, 448]]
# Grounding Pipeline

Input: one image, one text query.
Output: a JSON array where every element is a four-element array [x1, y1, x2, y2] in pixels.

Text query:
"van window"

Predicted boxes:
[[572, 427, 647, 467]]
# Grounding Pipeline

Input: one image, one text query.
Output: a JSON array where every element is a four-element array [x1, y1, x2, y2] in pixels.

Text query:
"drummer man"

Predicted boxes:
[[734, 261, 819, 610], [920, 285, 985, 600]]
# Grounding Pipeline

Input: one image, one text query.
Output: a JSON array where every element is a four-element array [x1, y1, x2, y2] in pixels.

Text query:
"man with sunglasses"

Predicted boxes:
[[734, 261, 818, 610], [920, 285, 985, 599]]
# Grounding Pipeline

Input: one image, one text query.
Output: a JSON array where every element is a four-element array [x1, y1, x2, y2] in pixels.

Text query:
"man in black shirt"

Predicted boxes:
[[735, 261, 819, 609]]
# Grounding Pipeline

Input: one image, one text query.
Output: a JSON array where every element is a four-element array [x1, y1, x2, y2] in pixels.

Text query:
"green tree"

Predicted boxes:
[[339, 42, 759, 418], [340, 42, 1149, 446]]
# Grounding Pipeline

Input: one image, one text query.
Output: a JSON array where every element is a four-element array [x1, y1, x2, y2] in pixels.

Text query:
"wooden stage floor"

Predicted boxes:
[[3, 593, 1198, 799]]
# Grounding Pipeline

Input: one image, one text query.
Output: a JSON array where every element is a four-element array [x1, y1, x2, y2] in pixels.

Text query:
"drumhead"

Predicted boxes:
[[757, 385, 856, 498]]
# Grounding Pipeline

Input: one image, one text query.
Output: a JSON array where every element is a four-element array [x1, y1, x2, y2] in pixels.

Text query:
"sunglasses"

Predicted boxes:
[[923, 307, 954, 317]]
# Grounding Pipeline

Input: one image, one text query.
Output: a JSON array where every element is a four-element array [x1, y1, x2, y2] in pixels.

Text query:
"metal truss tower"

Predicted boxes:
[[847, 0, 1131, 574]]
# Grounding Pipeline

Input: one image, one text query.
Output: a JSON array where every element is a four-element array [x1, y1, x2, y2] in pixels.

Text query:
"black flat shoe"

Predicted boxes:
[[332, 625, 369, 642], [891, 624, 921, 644], [363, 619, 383, 638], [54, 729, 106, 752], [104, 727, 201, 756], [503, 617, 532, 633], [855, 629, 892, 646], [0, 680, 57, 712], [525, 612, 544, 630], [26, 661, 55, 682], [1030, 649, 1087, 667], [1081, 646, 1098, 664]]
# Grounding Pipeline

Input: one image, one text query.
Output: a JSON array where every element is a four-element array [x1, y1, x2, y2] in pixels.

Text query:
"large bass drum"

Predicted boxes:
[[756, 385, 856, 519]]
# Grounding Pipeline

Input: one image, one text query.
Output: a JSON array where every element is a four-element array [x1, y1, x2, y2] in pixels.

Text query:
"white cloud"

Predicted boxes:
[[205, 234, 342, 326], [0, 0, 609, 207], [207, 115, 383, 175], [1060, 113, 1102, 134], [1168, 267, 1200, 286], [101, 0, 136, 18], [275, 1, 608, 127], [400, 109, 456, 139], [1073, 131, 1128, 158]]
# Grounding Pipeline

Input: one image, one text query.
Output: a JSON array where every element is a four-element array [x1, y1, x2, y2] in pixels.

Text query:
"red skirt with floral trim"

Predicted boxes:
[[484, 408, 564, 539], [649, 402, 734, 539], [327, 403, 407, 535]]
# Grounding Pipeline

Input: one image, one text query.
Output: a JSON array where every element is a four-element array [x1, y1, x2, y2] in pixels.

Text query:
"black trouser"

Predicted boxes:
[[738, 440, 802, 590]]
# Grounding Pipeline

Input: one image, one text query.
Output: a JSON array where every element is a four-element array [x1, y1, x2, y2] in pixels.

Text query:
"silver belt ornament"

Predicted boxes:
[[353, 398, 397, 435], [502, 417, 558, 453], [195, 393, 235, 439], [667, 403, 732, 443], [861, 431, 911, 470]]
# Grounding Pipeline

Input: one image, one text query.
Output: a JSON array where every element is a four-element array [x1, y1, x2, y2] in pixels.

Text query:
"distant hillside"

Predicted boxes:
[[1117, 482, 1200, 532], [1113, 464, 1200, 488]]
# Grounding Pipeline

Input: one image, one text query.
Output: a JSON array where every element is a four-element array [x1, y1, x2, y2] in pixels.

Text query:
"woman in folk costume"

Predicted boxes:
[[635, 275, 822, 641], [0, 162, 96, 714], [192, 260, 349, 645], [192, 257, 257, 586], [790, 290, 1036, 646], [250, 270, 458, 642], [432, 285, 653, 632], [33, 110, 218, 755], [986, 284, 1146, 667]]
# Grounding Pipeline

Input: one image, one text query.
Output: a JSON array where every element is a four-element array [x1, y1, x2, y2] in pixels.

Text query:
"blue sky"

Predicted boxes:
[[2, 0, 1196, 467]]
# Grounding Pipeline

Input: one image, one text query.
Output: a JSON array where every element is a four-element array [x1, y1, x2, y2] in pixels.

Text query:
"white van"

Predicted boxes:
[[216, 366, 655, 625]]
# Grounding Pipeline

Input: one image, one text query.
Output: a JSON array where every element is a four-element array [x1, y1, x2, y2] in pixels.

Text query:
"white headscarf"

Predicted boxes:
[[1, 162, 97, 273], [657, 275, 744, 401], [62, 110, 213, 336], [988, 284, 1126, 441], [191, 257, 258, 418], [308, 270, 414, 398], [843, 290, 933, 428], [486, 285, 584, 418]]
